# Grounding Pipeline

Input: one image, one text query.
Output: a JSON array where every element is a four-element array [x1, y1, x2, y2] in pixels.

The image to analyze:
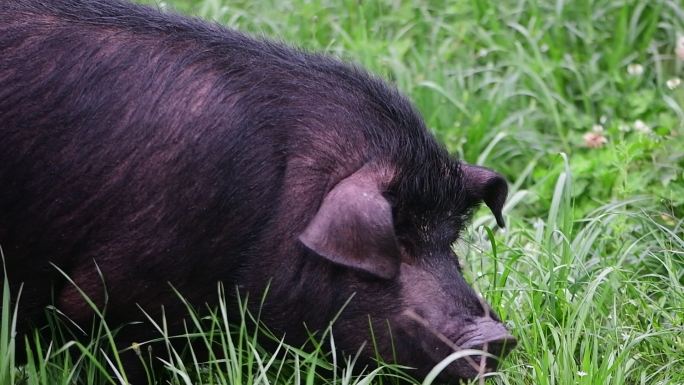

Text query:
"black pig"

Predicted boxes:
[[0, 0, 515, 382]]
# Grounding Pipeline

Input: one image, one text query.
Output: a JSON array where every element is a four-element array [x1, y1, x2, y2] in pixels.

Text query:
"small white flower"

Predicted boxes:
[[583, 132, 607, 148], [540, 44, 549, 53], [577, 371, 587, 377], [676, 35, 684, 61], [634, 119, 651, 133], [621, 332, 630, 341], [666, 77, 681, 90], [477, 48, 488, 58], [599, 115, 607, 124], [618, 123, 631, 132], [592, 124, 604, 133], [627, 63, 644, 76]]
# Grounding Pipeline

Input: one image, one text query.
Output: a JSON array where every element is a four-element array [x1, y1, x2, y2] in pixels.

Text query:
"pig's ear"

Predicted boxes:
[[299, 168, 400, 280], [462, 164, 508, 228]]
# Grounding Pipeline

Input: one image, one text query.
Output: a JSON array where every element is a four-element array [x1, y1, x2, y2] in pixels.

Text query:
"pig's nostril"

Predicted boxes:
[[484, 334, 517, 358], [468, 317, 517, 360]]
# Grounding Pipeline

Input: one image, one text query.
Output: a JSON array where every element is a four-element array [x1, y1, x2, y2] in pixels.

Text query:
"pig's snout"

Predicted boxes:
[[401, 310, 516, 381], [479, 331, 517, 360], [445, 317, 517, 380], [456, 317, 517, 358]]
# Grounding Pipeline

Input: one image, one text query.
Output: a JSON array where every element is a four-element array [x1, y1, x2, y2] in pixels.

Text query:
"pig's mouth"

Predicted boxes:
[[400, 309, 516, 383]]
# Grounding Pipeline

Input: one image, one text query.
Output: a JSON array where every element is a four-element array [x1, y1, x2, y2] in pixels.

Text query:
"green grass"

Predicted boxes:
[[3, 0, 684, 384]]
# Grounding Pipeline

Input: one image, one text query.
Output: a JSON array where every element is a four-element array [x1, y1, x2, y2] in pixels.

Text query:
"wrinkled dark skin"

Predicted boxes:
[[0, 0, 515, 383]]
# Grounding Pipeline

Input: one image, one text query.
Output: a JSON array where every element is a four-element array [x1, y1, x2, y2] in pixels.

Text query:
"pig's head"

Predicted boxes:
[[298, 161, 516, 382]]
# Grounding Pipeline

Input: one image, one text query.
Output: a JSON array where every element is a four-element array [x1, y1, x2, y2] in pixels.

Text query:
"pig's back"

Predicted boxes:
[[0, 0, 303, 321]]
